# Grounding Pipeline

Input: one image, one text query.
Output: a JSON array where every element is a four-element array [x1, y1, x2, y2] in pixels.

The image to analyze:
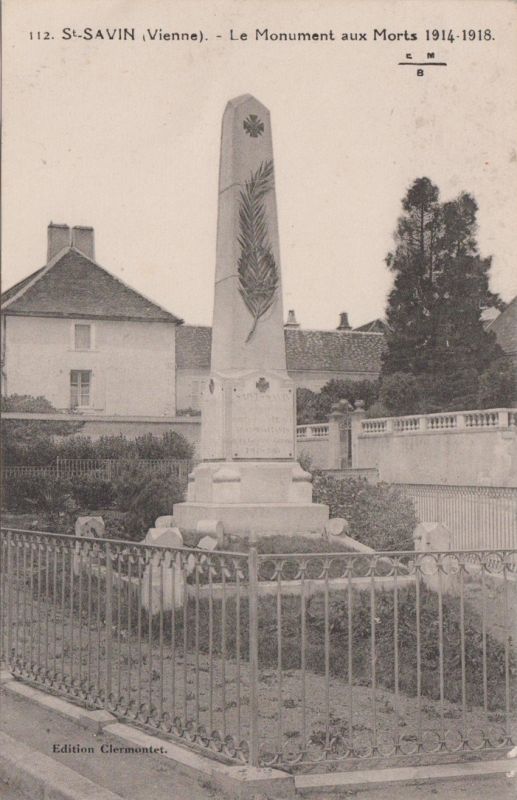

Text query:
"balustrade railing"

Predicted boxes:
[[361, 408, 517, 436], [296, 423, 329, 440], [1, 528, 515, 773]]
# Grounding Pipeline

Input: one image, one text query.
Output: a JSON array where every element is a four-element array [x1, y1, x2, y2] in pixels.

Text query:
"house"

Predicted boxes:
[[487, 296, 517, 377], [1, 223, 183, 417], [175, 311, 385, 411]]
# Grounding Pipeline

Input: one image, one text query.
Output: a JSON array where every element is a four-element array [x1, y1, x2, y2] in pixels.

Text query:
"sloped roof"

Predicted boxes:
[[488, 296, 517, 356], [354, 318, 390, 334], [177, 325, 385, 373], [1, 248, 182, 323], [1, 268, 46, 304]]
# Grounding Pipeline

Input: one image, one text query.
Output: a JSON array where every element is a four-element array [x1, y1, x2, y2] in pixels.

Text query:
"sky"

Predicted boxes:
[[2, 0, 517, 331]]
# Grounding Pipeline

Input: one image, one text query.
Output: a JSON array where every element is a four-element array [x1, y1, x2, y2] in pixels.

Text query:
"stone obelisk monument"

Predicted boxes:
[[174, 95, 328, 535]]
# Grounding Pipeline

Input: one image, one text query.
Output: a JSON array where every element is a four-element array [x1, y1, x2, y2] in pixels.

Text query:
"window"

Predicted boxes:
[[70, 370, 91, 408], [74, 324, 91, 350]]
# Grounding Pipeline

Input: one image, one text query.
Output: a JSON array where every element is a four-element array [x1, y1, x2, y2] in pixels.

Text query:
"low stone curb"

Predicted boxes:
[[2, 670, 515, 798], [295, 758, 517, 794], [0, 731, 124, 800], [0, 671, 295, 799]]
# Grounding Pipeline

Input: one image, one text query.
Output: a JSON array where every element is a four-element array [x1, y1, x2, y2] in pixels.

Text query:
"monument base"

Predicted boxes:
[[173, 460, 329, 536], [173, 501, 329, 537]]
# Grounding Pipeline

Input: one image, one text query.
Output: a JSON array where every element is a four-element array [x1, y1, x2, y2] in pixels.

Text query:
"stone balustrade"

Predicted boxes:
[[296, 423, 330, 440], [361, 407, 517, 436]]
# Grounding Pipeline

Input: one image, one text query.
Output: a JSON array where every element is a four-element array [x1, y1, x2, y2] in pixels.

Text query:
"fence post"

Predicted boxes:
[[248, 543, 259, 766], [6, 531, 13, 666], [105, 542, 113, 706]]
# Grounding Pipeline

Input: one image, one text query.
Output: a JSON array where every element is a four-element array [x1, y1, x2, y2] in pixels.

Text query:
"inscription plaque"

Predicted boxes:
[[232, 382, 294, 459]]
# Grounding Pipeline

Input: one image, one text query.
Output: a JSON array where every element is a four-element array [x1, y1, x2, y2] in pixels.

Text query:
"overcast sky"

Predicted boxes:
[[3, 0, 517, 330]]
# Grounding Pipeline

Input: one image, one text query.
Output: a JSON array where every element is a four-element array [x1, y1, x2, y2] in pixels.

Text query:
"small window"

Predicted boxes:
[[74, 324, 91, 350], [70, 370, 91, 408]]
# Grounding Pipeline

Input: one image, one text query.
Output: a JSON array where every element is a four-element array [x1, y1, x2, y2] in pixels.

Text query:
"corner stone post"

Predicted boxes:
[[351, 402, 366, 468], [327, 404, 345, 469]]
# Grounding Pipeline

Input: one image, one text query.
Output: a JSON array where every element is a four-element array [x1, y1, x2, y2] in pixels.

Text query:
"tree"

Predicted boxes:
[[296, 379, 379, 424], [381, 178, 506, 411]]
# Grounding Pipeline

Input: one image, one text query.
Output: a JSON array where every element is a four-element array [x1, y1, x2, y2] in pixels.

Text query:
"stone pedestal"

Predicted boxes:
[[174, 95, 328, 537]]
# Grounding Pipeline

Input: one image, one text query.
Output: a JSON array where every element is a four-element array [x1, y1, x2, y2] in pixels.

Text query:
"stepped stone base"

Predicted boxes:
[[174, 460, 329, 536], [173, 501, 329, 536]]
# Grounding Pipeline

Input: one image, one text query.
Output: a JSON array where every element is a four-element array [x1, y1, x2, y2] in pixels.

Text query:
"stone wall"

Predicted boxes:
[[353, 409, 517, 487]]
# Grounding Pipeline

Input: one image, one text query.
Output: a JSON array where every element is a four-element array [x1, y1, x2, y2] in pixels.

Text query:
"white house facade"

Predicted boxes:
[[1, 223, 182, 417]]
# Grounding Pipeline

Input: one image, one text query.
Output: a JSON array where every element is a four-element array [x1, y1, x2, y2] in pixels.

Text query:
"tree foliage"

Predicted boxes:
[[381, 178, 514, 411], [296, 379, 378, 424]]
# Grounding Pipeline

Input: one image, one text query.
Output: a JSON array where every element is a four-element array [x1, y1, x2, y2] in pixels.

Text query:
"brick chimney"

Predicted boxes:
[[337, 312, 351, 331], [284, 309, 300, 329], [47, 223, 70, 261], [71, 226, 95, 260]]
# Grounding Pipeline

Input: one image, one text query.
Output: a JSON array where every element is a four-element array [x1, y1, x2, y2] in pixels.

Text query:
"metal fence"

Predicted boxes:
[[396, 484, 517, 553], [1, 528, 515, 773], [2, 459, 192, 483]]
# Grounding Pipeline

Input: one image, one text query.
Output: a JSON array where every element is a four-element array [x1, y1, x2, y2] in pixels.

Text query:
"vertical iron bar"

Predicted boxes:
[[235, 560, 241, 742], [503, 563, 511, 740], [208, 556, 213, 734], [117, 553, 122, 705], [68, 543, 74, 683], [159, 556, 164, 722], [148, 557, 153, 715], [370, 566, 377, 753], [78, 549, 83, 687], [393, 562, 400, 746], [347, 563, 353, 748], [221, 557, 227, 737], [194, 557, 200, 729], [276, 561, 283, 757], [438, 561, 445, 743], [87, 546, 92, 692], [481, 567, 488, 712], [183, 557, 188, 726], [248, 546, 259, 767], [105, 544, 113, 707], [37, 540, 42, 672], [6, 531, 13, 667], [459, 563, 467, 740], [44, 543, 50, 673], [415, 562, 422, 749], [300, 561, 307, 754], [324, 559, 330, 754], [52, 547, 58, 679]]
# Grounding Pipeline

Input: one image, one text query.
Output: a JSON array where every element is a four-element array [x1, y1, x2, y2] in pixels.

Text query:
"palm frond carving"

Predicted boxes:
[[237, 160, 279, 343]]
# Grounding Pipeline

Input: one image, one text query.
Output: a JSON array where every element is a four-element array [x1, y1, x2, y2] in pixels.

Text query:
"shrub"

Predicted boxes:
[[312, 475, 417, 550], [56, 431, 194, 462], [69, 473, 115, 510], [113, 461, 185, 539], [2, 473, 75, 515], [1, 394, 84, 466]]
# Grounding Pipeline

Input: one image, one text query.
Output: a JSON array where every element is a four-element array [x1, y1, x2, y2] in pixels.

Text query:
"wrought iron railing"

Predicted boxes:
[[0, 528, 515, 773], [2, 459, 192, 482], [396, 484, 517, 555]]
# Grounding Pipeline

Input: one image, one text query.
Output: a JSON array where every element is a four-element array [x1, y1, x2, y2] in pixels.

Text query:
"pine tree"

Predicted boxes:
[[381, 178, 506, 410]]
